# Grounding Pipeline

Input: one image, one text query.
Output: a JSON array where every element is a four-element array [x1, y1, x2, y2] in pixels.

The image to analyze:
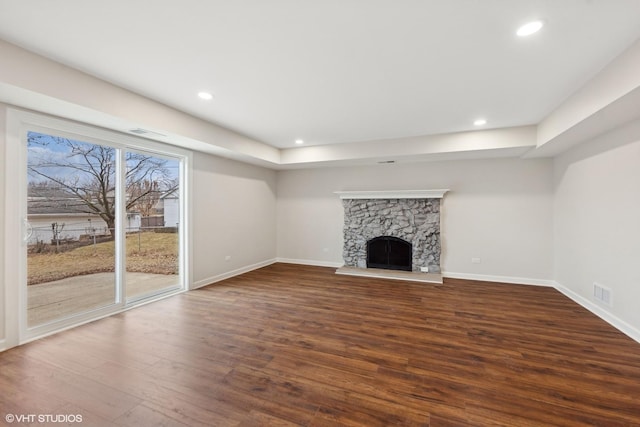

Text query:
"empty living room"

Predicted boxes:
[[1, 1, 640, 426]]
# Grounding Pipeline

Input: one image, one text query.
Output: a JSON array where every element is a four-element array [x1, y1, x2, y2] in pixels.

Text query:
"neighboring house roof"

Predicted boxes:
[[29, 195, 90, 215], [27, 185, 109, 215], [28, 185, 155, 215], [27, 213, 102, 218]]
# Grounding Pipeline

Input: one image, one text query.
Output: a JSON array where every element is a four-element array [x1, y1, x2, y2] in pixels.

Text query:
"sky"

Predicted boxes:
[[27, 131, 180, 185]]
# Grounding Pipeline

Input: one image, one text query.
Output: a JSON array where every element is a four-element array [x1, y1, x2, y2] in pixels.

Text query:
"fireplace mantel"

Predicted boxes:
[[334, 189, 449, 200]]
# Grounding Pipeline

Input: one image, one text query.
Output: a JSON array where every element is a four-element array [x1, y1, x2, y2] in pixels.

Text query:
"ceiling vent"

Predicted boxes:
[[129, 128, 166, 138], [377, 160, 396, 164]]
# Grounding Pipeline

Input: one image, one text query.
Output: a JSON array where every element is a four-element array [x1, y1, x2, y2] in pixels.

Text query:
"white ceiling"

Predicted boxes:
[[1, 0, 640, 150]]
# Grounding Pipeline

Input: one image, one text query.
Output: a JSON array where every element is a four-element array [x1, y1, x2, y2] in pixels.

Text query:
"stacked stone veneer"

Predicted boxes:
[[342, 198, 441, 273]]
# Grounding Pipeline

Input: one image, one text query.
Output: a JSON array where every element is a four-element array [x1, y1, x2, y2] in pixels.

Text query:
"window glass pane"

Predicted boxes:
[[27, 131, 116, 326], [125, 151, 180, 300]]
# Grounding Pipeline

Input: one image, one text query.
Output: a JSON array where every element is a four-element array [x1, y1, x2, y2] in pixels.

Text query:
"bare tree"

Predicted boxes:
[[28, 133, 176, 237]]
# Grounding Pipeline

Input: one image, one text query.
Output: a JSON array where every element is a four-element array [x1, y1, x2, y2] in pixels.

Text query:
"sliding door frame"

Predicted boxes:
[[5, 108, 191, 346]]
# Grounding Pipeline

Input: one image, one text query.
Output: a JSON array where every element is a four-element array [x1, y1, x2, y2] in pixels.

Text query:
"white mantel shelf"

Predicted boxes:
[[334, 189, 449, 199]]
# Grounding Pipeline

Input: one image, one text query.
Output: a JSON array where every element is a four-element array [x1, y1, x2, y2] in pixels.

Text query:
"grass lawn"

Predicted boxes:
[[28, 232, 178, 285]]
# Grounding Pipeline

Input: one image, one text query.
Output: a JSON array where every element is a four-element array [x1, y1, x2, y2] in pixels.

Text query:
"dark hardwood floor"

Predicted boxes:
[[1, 263, 640, 426]]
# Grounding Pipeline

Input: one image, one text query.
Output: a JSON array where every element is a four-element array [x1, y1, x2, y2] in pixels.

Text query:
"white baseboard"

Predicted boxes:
[[0, 338, 6, 353], [442, 271, 556, 287], [554, 282, 640, 344], [276, 257, 343, 268], [191, 258, 277, 289]]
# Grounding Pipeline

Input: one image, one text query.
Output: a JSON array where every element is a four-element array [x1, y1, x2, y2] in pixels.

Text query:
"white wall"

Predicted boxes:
[[192, 152, 277, 287], [277, 157, 554, 283], [0, 104, 5, 343], [554, 119, 640, 335]]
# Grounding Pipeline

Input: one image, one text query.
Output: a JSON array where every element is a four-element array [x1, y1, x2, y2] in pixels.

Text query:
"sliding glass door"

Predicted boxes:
[[18, 114, 188, 339]]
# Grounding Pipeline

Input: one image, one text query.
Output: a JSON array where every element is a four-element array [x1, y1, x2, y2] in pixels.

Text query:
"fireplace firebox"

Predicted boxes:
[[366, 236, 412, 271]]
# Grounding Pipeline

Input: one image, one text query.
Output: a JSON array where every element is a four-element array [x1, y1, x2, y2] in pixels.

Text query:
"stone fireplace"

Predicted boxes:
[[336, 190, 448, 273]]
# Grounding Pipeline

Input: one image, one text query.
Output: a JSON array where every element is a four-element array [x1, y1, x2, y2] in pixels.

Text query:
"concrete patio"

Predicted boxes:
[[28, 272, 179, 326]]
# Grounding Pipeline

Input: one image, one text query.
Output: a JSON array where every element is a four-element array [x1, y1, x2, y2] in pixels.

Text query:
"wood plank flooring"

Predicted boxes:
[[1, 263, 640, 426]]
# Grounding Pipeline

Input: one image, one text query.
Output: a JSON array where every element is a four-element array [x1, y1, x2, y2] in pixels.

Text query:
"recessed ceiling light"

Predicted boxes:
[[517, 20, 544, 37], [474, 119, 487, 126], [198, 91, 213, 100], [295, 139, 304, 145]]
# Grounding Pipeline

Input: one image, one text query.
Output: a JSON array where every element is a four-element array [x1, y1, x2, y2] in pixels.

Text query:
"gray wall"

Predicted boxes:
[[192, 151, 277, 286], [277, 157, 554, 282], [554, 119, 640, 333]]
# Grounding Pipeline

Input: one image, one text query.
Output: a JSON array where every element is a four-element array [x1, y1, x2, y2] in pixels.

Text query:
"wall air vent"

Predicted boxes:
[[377, 160, 396, 164], [128, 128, 166, 138]]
